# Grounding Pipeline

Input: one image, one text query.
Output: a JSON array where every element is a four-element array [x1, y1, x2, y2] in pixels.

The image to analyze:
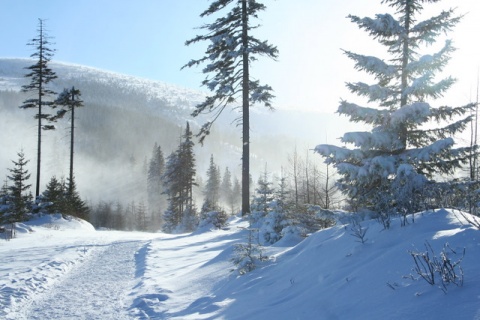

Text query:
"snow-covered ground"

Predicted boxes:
[[1, 210, 479, 319]]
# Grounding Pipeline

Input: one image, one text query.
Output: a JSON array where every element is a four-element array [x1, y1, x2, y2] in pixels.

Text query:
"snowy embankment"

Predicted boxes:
[[1, 210, 480, 319]]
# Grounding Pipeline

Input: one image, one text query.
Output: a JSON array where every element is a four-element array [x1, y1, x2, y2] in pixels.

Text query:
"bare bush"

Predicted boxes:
[[350, 219, 368, 244], [409, 241, 465, 293]]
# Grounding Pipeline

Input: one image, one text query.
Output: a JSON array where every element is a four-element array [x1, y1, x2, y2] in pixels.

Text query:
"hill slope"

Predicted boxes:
[[0, 209, 479, 319]]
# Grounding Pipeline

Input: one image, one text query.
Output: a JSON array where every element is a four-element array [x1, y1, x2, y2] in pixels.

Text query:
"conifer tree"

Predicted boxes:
[[54, 87, 84, 190], [20, 19, 58, 197], [231, 176, 242, 214], [136, 200, 148, 231], [316, 0, 473, 223], [7, 151, 32, 223], [202, 155, 221, 212], [183, 0, 278, 216], [252, 165, 275, 216], [162, 123, 197, 232], [64, 176, 89, 220], [0, 179, 10, 224], [147, 143, 166, 227], [42, 176, 65, 214], [220, 167, 233, 207]]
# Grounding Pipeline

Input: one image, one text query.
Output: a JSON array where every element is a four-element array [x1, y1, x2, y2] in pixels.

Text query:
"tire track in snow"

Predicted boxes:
[[20, 240, 150, 320]]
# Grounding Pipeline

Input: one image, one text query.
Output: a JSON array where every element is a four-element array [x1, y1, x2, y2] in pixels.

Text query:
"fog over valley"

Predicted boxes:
[[0, 58, 352, 205]]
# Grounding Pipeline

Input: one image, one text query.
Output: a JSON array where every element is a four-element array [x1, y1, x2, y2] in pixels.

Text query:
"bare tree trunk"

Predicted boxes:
[[69, 89, 75, 193], [36, 22, 44, 198], [241, 0, 250, 216], [325, 163, 331, 209], [305, 150, 310, 204]]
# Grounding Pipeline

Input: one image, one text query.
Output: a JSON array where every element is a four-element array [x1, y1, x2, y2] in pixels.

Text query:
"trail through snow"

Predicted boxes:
[[20, 240, 150, 320], [2, 211, 480, 319]]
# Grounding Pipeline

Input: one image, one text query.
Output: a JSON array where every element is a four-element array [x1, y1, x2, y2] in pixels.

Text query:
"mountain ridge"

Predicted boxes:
[[0, 57, 350, 203]]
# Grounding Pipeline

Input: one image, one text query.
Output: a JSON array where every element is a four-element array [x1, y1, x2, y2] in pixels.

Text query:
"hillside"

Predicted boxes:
[[1, 209, 479, 319], [0, 58, 353, 203]]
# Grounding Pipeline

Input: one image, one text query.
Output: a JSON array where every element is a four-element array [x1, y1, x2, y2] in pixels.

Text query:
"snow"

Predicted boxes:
[[1, 210, 480, 319]]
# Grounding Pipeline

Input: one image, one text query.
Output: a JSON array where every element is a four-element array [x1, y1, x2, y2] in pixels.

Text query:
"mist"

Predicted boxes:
[[0, 58, 360, 208]]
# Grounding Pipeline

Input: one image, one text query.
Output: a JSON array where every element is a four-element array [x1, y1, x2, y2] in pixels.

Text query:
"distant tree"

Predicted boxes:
[[93, 201, 113, 229], [275, 168, 291, 213], [162, 123, 197, 232], [136, 199, 148, 231], [113, 201, 126, 230], [250, 164, 274, 226], [320, 163, 341, 210], [20, 19, 58, 197], [231, 176, 241, 214], [147, 143, 166, 228], [316, 0, 473, 225], [287, 147, 302, 209], [183, 0, 278, 216], [6, 151, 33, 223], [220, 167, 233, 208], [202, 155, 221, 212], [54, 87, 84, 190]]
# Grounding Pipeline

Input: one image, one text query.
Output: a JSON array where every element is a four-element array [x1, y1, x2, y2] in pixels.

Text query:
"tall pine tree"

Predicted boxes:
[[54, 87, 84, 192], [316, 0, 473, 224], [20, 19, 58, 197], [183, 0, 278, 216]]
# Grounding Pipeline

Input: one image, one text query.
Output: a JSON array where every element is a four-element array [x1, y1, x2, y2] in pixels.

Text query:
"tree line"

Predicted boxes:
[[88, 119, 341, 235]]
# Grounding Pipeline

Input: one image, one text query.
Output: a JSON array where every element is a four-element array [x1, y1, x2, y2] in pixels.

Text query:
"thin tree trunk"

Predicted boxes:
[[399, 1, 412, 150], [69, 88, 75, 194], [36, 20, 44, 198], [241, 0, 250, 216]]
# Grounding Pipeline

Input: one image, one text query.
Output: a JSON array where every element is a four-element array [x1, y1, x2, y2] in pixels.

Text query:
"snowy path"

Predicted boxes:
[[20, 240, 150, 320]]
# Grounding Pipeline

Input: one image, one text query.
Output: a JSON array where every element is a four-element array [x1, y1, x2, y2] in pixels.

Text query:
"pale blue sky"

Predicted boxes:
[[1, 0, 479, 112]]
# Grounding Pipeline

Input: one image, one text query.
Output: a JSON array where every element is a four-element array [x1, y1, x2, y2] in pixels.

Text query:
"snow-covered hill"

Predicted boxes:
[[0, 58, 356, 203], [1, 209, 479, 319]]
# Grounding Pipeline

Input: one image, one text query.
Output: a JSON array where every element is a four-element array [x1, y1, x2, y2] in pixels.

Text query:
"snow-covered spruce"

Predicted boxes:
[[316, 0, 474, 224]]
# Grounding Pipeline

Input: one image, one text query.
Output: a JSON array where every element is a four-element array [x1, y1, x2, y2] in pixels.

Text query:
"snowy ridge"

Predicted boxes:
[[0, 58, 206, 112], [1, 210, 479, 319]]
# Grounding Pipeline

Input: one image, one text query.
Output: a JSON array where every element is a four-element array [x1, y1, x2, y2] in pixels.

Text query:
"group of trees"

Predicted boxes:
[[88, 135, 340, 237], [184, 0, 480, 237], [1, 19, 88, 228], [90, 123, 243, 232]]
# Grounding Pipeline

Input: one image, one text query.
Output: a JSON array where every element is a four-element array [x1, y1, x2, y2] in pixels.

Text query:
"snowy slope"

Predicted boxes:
[[1, 209, 479, 319]]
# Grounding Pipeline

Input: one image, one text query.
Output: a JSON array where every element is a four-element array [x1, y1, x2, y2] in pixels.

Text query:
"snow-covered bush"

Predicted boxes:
[[199, 210, 229, 230], [231, 228, 268, 275], [258, 210, 284, 244]]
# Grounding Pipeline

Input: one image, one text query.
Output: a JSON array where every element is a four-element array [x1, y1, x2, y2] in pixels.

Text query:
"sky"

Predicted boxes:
[[1, 0, 480, 114]]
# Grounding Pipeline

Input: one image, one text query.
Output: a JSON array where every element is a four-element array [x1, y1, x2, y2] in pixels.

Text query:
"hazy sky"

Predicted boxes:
[[1, 0, 480, 113]]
